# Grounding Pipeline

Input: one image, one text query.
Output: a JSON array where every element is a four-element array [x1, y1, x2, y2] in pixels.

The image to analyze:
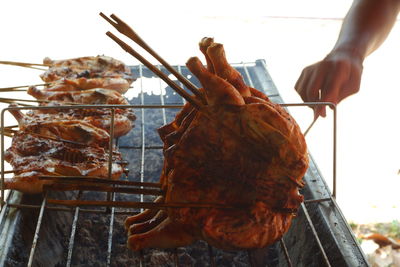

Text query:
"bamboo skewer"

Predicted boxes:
[[0, 100, 34, 107], [3, 125, 18, 129], [0, 131, 13, 138], [0, 97, 47, 104], [105, 32, 203, 110], [0, 83, 49, 92], [0, 60, 49, 71], [99, 13, 205, 103]]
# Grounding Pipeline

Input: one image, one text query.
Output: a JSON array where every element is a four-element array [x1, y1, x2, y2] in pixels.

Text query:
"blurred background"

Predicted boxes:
[[0, 0, 398, 234]]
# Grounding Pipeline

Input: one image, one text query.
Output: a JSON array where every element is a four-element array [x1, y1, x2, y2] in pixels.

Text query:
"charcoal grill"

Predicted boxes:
[[0, 60, 369, 266]]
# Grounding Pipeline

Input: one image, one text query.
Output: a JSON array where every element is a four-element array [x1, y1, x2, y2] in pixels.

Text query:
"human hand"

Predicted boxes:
[[295, 51, 363, 118]]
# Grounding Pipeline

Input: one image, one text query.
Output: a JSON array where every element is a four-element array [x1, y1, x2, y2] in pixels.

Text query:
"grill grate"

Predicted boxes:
[[0, 60, 369, 266]]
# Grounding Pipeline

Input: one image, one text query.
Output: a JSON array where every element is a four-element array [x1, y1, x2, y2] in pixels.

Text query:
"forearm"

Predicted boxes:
[[331, 0, 400, 61]]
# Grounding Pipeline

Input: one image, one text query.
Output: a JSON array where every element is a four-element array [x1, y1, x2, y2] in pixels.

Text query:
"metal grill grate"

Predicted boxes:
[[0, 60, 369, 266]]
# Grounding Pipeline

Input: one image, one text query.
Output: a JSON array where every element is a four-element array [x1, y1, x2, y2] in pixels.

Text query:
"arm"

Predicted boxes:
[[295, 0, 400, 118]]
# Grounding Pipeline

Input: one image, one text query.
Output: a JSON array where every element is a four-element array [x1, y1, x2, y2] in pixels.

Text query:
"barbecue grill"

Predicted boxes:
[[0, 60, 369, 266]]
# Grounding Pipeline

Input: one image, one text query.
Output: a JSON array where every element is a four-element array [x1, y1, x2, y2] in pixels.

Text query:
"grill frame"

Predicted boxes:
[[0, 59, 369, 266]]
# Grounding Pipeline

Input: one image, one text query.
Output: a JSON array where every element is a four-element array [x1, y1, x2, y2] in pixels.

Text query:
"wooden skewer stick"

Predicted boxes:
[[3, 125, 18, 129], [1, 170, 18, 174], [0, 97, 80, 107], [0, 60, 49, 71], [2, 128, 17, 134], [0, 97, 47, 104], [105, 31, 203, 110], [99, 13, 205, 103], [46, 199, 240, 210], [0, 101, 33, 107], [39, 175, 162, 188], [0, 83, 49, 91]]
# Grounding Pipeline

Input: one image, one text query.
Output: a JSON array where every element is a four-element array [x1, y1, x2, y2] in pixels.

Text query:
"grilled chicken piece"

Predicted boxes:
[[30, 103, 135, 138], [9, 106, 110, 148], [4, 132, 123, 194], [28, 86, 129, 105], [41, 55, 134, 83], [44, 77, 131, 94], [40, 55, 134, 94], [27, 87, 136, 137], [125, 40, 308, 251]]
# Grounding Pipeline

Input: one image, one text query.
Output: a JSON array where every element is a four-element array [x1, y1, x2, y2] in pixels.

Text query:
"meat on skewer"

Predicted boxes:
[[4, 132, 123, 194], [40, 55, 135, 94], [45, 77, 132, 94], [29, 103, 135, 138], [9, 105, 111, 148], [41, 55, 135, 83], [125, 40, 309, 251], [27, 87, 136, 137], [28, 86, 129, 105]]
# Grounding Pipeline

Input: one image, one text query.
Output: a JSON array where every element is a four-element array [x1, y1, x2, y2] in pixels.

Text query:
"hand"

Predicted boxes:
[[295, 51, 363, 118]]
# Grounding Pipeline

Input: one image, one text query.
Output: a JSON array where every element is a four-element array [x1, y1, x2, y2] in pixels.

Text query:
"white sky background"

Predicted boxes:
[[0, 0, 399, 223]]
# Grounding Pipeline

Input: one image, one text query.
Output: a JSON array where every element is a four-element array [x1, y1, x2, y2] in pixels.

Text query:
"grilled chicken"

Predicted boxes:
[[40, 56, 135, 94], [3, 55, 134, 194], [44, 77, 131, 94], [41, 55, 134, 83], [4, 132, 123, 194], [9, 106, 110, 148], [27, 87, 136, 137], [28, 86, 129, 105], [125, 40, 309, 251]]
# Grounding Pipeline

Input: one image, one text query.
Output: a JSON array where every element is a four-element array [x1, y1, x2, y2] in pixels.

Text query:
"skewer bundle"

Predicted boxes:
[[3, 55, 137, 193]]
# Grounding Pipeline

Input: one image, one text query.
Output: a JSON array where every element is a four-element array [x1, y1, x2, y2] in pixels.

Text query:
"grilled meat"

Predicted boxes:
[[125, 40, 309, 251], [45, 77, 132, 94], [9, 106, 110, 148], [4, 132, 123, 194], [27, 87, 136, 137], [28, 86, 129, 105], [41, 55, 134, 83], [40, 55, 135, 94]]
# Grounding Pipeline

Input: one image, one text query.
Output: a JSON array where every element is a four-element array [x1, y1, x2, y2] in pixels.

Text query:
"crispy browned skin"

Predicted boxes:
[[4, 132, 123, 194], [28, 87, 129, 104], [41, 55, 134, 82], [9, 107, 111, 148], [125, 39, 309, 251], [40, 56, 134, 94], [27, 87, 136, 137]]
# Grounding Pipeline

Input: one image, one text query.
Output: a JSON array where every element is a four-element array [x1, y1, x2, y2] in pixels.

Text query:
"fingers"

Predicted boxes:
[[295, 63, 324, 117], [295, 58, 362, 119]]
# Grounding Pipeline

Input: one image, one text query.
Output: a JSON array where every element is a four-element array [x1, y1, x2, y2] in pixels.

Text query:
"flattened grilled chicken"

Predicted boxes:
[[40, 56, 134, 94], [41, 55, 134, 83], [125, 40, 309, 251], [28, 86, 129, 105], [27, 87, 136, 137], [9, 106, 110, 148], [45, 77, 132, 94], [4, 132, 123, 194]]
